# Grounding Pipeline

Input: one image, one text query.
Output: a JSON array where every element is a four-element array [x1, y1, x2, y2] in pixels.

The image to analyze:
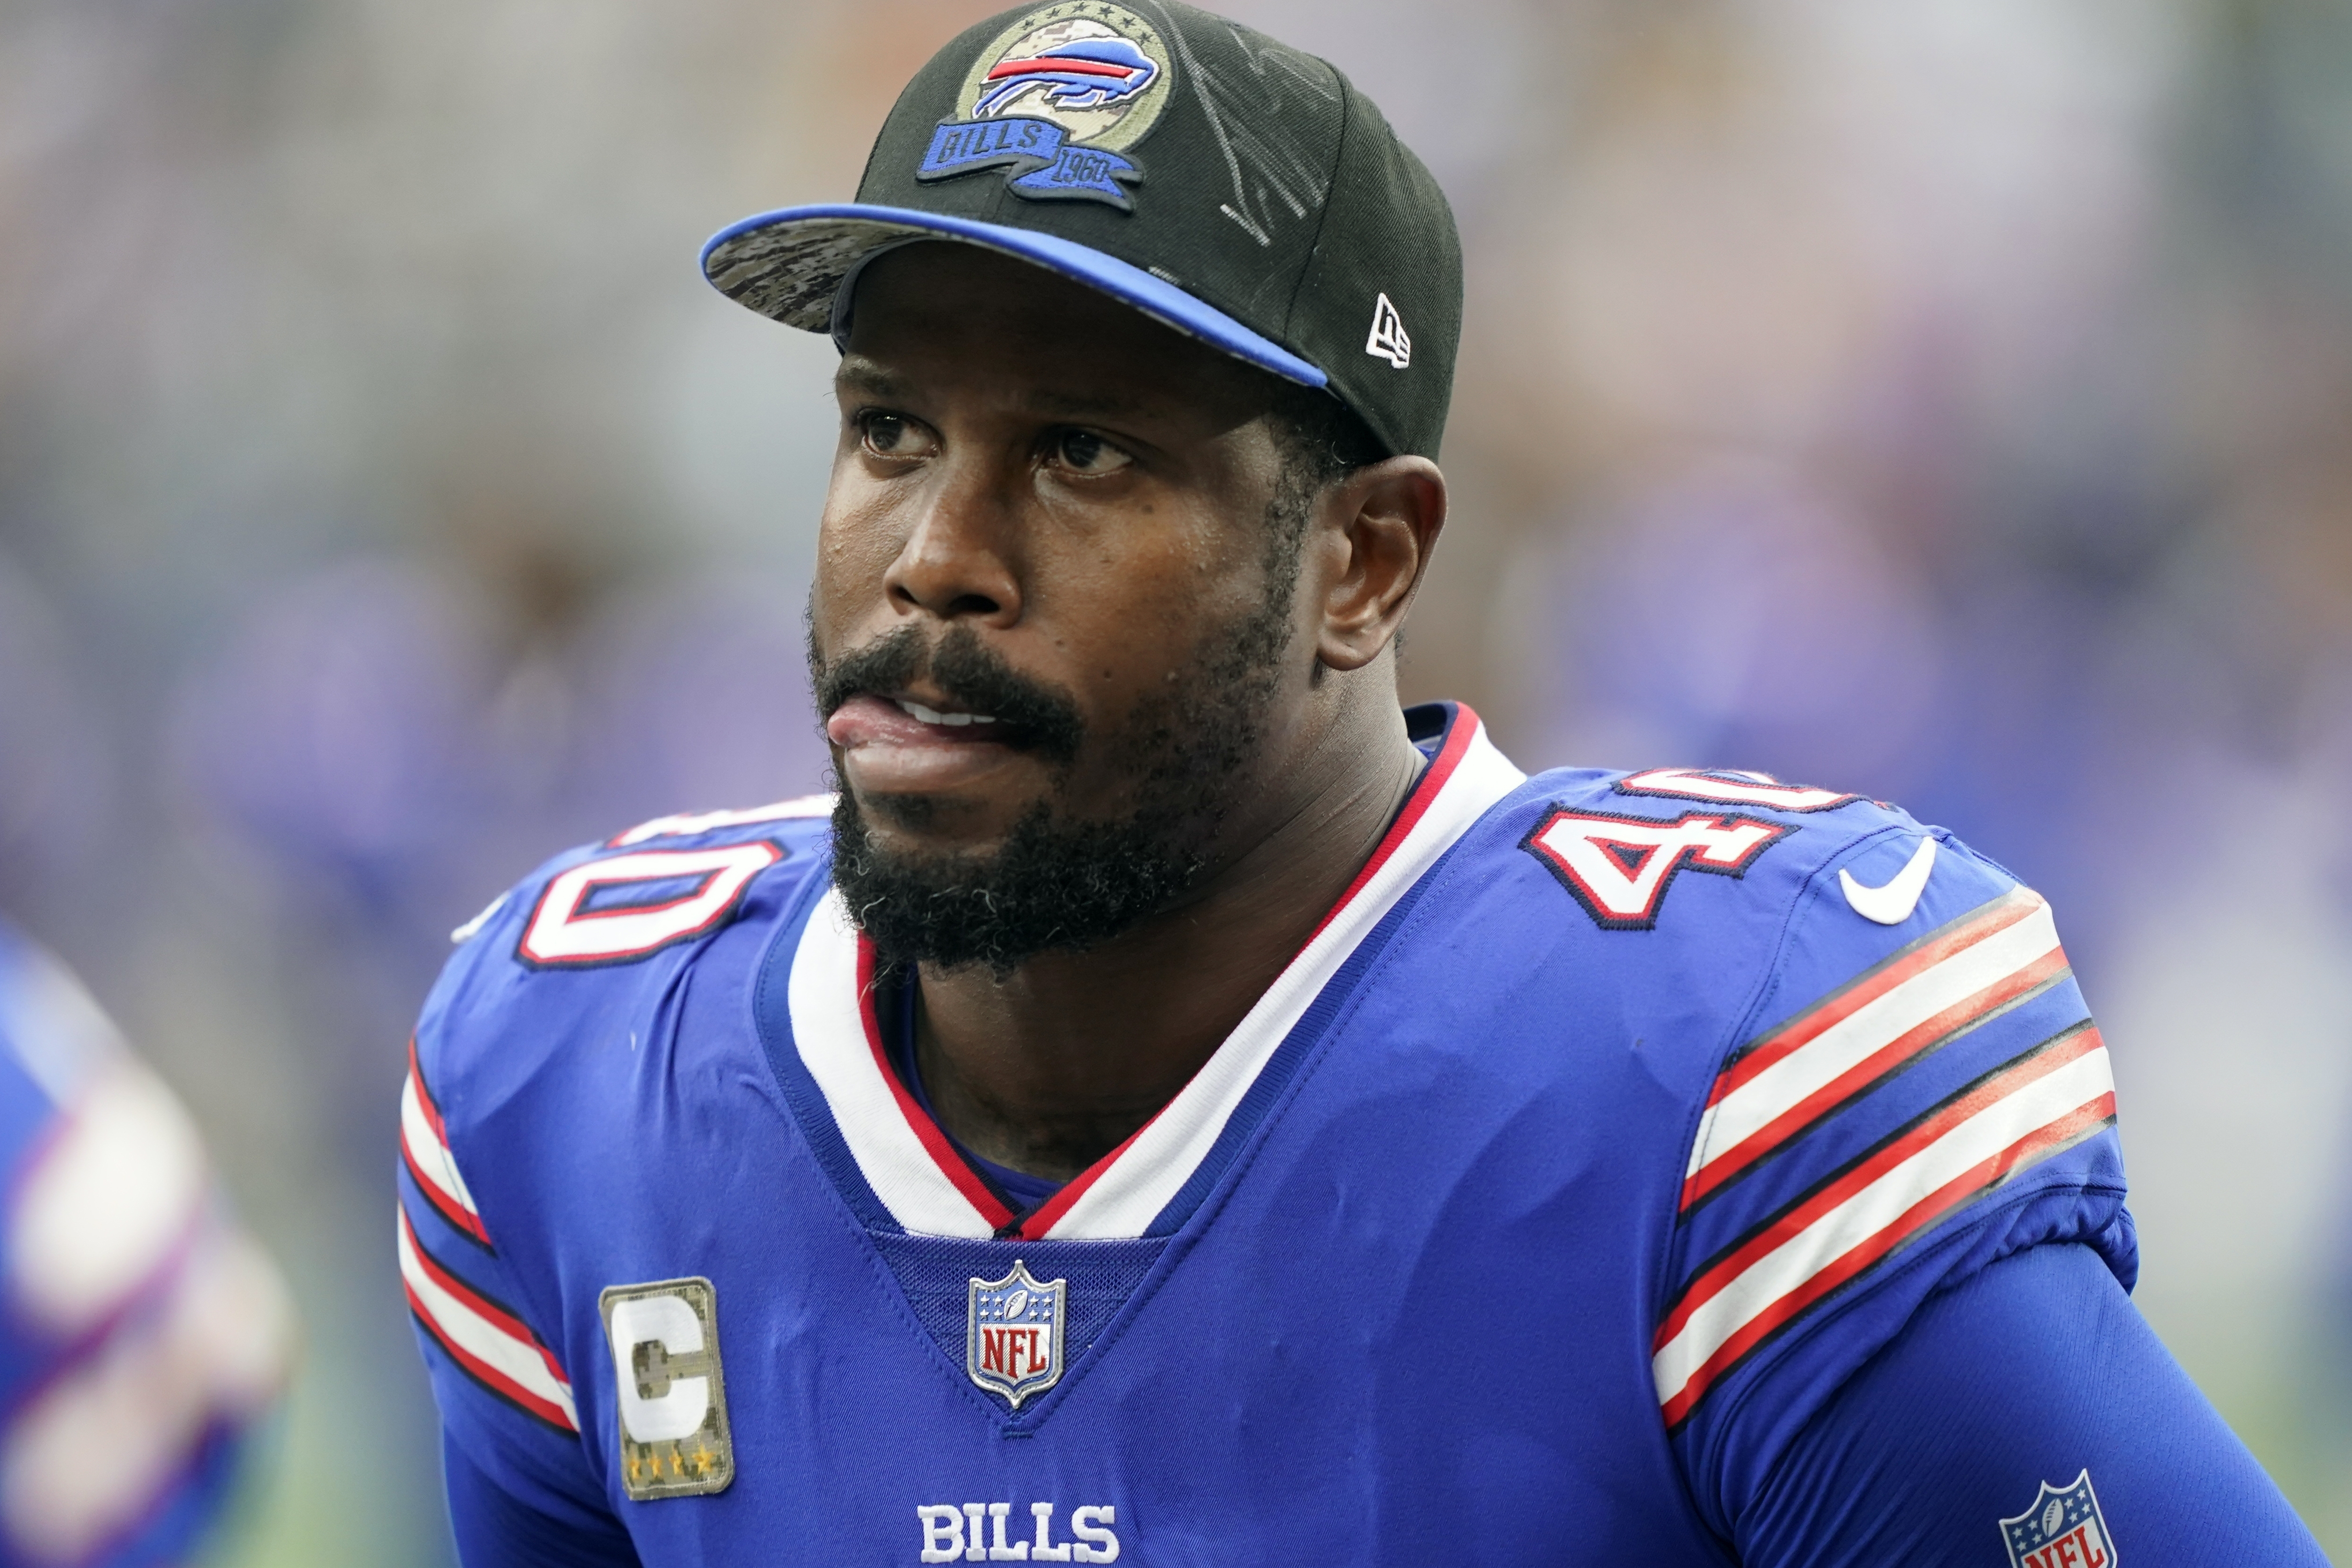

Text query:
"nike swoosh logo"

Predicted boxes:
[[1839, 837, 1938, 925]]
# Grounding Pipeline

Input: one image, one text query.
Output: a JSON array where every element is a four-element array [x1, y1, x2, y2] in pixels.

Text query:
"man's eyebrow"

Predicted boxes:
[[836, 359, 1152, 421], [1026, 388, 1149, 421], [834, 359, 909, 400]]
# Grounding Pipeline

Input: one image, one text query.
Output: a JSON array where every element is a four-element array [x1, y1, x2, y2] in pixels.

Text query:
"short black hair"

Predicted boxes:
[[1252, 384, 1391, 633]]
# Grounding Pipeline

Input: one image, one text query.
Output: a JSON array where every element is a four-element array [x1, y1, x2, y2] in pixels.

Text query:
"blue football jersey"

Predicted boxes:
[[402, 703, 2131, 1564], [0, 924, 291, 1568]]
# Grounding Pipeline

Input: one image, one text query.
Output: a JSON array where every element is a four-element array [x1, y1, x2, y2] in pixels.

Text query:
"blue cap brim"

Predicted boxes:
[[700, 203, 1328, 390]]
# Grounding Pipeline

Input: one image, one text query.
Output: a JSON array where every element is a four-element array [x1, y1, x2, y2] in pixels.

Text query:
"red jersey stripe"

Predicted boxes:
[[1304, 707, 1475, 948]]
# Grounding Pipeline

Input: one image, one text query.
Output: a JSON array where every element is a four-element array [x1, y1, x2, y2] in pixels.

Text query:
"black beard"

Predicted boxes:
[[814, 481, 1313, 975]]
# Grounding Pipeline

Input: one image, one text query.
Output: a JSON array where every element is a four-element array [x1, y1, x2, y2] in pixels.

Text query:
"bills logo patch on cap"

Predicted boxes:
[[918, 3, 1173, 210], [1999, 1470, 2115, 1568]]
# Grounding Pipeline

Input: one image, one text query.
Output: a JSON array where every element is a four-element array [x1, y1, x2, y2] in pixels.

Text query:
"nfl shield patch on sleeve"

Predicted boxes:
[[601, 1277, 734, 1500], [1999, 1470, 2115, 1568]]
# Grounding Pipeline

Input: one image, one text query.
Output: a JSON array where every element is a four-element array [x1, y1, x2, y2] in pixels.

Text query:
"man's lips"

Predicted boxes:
[[826, 694, 1008, 749], [826, 694, 1024, 794]]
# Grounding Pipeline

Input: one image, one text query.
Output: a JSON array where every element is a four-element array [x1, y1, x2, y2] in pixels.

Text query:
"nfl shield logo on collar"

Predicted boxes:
[[967, 1259, 1066, 1409], [1999, 1470, 2116, 1568]]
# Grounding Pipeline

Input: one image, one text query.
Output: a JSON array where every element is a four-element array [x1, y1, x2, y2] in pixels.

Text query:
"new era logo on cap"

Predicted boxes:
[[1365, 293, 1411, 369]]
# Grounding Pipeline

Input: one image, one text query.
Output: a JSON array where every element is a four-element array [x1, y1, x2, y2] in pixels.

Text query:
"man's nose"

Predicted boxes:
[[882, 456, 1023, 626]]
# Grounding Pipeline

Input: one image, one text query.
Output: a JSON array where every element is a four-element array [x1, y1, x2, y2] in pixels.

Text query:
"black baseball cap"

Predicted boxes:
[[700, 0, 1462, 460]]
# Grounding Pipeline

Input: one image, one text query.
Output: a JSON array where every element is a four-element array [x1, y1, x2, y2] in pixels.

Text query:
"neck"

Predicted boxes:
[[911, 699, 1428, 1183]]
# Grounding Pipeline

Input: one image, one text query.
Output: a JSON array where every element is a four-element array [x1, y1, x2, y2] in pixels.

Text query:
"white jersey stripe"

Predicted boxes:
[[401, 1069, 486, 1241], [401, 1040, 490, 1246], [1686, 901, 2065, 1191], [397, 1208, 578, 1431], [7, 1066, 209, 1337], [1654, 1037, 2113, 1420]]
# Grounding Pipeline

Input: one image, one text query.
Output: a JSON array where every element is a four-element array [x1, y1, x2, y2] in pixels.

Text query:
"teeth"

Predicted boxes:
[[895, 699, 998, 728]]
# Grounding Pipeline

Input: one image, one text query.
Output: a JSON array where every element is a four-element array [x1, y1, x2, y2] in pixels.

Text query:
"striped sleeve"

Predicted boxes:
[[395, 894, 650, 1555], [1657, 836, 2134, 1533], [399, 1016, 595, 1517], [397, 1083, 579, 1435]]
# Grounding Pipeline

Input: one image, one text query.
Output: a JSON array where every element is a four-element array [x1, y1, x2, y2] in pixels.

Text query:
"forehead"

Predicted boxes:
[[841, 242, 1274, 428]]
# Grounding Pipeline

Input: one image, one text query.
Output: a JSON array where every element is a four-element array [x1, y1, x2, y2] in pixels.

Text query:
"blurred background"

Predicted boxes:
[[1, 0, 2349, 1558]]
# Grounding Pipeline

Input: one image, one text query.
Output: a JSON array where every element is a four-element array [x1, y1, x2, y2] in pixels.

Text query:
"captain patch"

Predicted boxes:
[[602, 1277, 734, 1500]]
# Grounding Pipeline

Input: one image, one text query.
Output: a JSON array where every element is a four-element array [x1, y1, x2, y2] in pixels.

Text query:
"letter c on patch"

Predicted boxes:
[[608, 1292, 709, 1443]]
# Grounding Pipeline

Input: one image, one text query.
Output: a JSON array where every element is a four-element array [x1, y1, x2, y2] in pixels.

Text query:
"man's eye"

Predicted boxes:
[[1051, 429, 1132, 475], [860, 413, 930, 458]]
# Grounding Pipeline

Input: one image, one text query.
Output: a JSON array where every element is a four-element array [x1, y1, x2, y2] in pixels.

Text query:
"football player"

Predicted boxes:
[[0, 922, 291, 1567], [402, 3, 2327, 1563]]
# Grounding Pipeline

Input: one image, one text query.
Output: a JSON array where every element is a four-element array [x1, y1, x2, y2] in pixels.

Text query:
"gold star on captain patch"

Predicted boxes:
[[626, 1455, 643, 1482]]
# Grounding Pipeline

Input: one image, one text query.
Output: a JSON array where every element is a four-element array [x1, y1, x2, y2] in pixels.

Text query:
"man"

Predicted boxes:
[[0, 921, 291, 1567], [401, 4, 2326, 1563]]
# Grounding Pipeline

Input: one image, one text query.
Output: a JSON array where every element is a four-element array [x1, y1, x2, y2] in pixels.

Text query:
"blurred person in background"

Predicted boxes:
[[0, 922, 292, 1567]]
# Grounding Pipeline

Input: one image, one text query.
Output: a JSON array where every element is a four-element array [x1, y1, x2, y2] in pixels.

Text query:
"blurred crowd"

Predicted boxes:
[[2, 0, 2349, 1559]]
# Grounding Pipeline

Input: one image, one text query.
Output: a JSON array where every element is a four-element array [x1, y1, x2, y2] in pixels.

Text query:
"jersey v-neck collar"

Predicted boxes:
[[873, 975, 1069, 1215], [755, 702, 1527, 1242]]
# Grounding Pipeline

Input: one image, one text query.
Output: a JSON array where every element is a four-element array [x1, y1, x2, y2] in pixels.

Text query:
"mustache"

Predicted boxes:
[[814, 624, 1085, 767]]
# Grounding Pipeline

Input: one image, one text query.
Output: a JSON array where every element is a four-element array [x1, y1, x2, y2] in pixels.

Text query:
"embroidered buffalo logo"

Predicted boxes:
[[919, 5, 1173, 209], [1999, 1470, 2116, 1568], [975, 30, 1158, 120], [967, 1259, 1067, 1410]]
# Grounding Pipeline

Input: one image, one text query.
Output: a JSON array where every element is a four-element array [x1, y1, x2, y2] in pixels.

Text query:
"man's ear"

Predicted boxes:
[[1312, 457, 1447, 673]]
